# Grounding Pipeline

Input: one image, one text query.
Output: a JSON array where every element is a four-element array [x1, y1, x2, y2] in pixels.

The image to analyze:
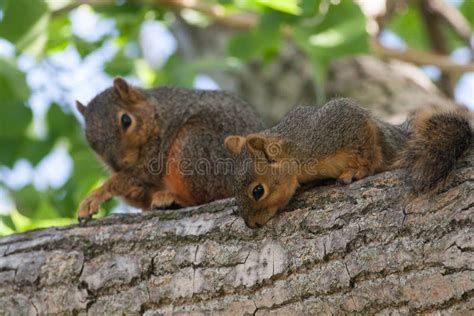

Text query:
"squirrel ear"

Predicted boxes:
[[246, 135, 266, 152], [76, 101, 87, 116], [224, 136, 246, 156], [113, 77, 146, 103], [113, 77, 130, 100], [247, 135, 284, 162]]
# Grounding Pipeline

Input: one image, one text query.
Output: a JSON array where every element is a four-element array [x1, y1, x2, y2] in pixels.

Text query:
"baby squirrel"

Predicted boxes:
[[76, 77, 263, 221], [225, 98, 473, 228]]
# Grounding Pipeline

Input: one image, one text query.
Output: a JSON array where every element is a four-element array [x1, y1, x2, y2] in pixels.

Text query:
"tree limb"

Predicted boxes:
[[52, 0, 258, 29], [419, 0, 455, 97], [371, 39, 474, 75], [424, 0, 472, 47]]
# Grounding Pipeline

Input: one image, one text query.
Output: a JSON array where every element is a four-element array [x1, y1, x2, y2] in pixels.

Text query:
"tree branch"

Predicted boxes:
[[371, 39, 474, 75], [157, 0, 257, 29], [1, 153, 473, 313], [420, 0, 455, 97], [52, 0, 258, 29], [424, 0, 472, 47]]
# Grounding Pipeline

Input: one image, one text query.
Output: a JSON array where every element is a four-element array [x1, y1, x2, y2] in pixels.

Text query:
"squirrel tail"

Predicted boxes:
[[399, 109, 472, 193]]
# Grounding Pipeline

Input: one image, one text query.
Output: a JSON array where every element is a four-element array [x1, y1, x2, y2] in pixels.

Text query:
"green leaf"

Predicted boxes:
[[228, 31, 265, 60], [0, 101, 32, 138], [0, 0, 50, 55], [0, 58, 33, 162], [0, 215, 16, 236], [300, 0, 321, 16], [47, 187, 77, 218], [0, 59, 32, 146], [460, 0, 474, 28], [0, 214, 16, 231], [45, 15, 72, 53], [73, 36, 104, 58], [256, 0, 302, 15], [0, 136, 53, 167], [11, 185, 41, 218], [0, 137, 20, 166], [46, 103, 79, 140], [6, 208, 75, 233], [293, 1, 369, 85], [0, 58, 30, 102], [156, 54, 196, 87], [19, 138, 55, 166], [388, 5, 430, 50], [104, 50, 135, 77], [227, 10, 287, 61]]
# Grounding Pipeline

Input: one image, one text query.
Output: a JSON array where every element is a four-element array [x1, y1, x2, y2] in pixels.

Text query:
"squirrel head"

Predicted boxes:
[[225, 134, 298, 228], [76, 77, 160, 172]]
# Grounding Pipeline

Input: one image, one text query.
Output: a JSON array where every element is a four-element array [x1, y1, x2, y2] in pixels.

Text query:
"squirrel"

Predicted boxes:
[[75, 77, 263, 221], [224, 98, 473, 228]]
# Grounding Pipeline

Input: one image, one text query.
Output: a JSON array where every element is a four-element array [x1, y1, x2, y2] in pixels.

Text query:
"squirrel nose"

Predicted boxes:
[[244, 218, 262, 229]]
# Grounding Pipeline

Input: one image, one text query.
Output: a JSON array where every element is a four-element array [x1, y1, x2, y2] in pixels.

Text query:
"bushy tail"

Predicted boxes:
[[400, 110, 472, 193]]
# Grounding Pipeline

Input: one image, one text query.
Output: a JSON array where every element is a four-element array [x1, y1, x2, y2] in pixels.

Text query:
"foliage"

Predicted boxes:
[[0, 0, 471, 235]]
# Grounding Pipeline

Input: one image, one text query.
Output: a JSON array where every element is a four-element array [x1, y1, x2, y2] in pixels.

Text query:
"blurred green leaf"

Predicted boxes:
[[156, 54, 196, 87], [6, 208, 75, 233], [256, 0, 302, 15], [11, 185, 41, 218], [228, 10, 288, 61], [0, 216, 16, 236], [19, 138, 55, 166], [0, 58, 33, 165], [46, 103, 79, 140], [0, 0, 49, 55], [0, 214, 16, 231], [0, 101, 32, 138], [45, 15, 71, 53], [388, 5, 429, 50], [0, 58, 30, 101], [460, 0, 474, 28], [105, 50, 135, 77], [228, 31, 264, 60], [300, 0, 321, 17], [73, 36, 105, 58], [293, 1, 369, 84], [47, 187, 77, 218], [0, 137, 20, 166]]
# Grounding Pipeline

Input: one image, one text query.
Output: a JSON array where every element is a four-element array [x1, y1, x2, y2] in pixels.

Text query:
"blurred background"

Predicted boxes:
[[0, 0, 472, 235]]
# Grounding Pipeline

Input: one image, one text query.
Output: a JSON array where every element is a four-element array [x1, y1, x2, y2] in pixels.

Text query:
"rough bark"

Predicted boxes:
[[0, 151, 473, 315]]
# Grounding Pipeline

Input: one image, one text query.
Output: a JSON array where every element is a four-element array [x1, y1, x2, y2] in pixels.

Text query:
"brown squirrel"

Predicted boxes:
[[76, 77, 263, 221], [225, 98, 473, 228]]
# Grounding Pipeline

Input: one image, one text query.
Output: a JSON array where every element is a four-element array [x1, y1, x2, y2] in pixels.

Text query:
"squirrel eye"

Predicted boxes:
[[121, 114, 132, 130], [252, 184, 264, 201]]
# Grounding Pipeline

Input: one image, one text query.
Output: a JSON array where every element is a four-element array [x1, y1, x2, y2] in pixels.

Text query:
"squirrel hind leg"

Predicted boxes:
[[150, 191, 187, 211], [338, 169, 357, 184], [337, 167, 371, 185]]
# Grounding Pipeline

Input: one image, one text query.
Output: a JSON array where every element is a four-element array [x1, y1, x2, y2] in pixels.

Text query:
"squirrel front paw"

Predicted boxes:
[[151, 191, 183, 210], [77, 196, 101, 222]]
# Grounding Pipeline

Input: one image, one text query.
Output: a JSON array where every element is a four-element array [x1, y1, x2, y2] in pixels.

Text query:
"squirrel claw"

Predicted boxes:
[[336, 178, 354, 185], [77, 197, 101, 223], [77, 215, 91, 225], [152, 201, 183, 210]]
